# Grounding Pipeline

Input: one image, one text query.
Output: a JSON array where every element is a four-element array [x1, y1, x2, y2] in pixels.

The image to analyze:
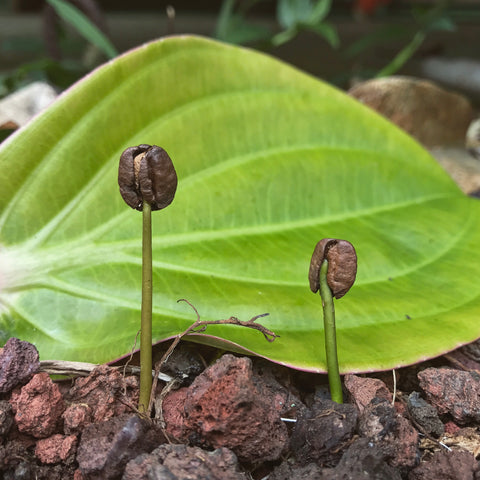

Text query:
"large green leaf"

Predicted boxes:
[[1, 36, 479, 373]]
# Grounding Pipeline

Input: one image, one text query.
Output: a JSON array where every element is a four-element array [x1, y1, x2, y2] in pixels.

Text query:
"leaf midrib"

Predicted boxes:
[[23, 142, 454, 252], [0, 190, 462, 294]]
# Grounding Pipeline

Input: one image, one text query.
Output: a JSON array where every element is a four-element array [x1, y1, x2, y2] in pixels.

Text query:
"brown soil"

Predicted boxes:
[[1, 337, 480, 479]]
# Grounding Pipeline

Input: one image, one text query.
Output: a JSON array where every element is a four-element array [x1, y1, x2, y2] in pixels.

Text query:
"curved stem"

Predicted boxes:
[[319, 259, 343, 404], [139, 201, 152, 413]]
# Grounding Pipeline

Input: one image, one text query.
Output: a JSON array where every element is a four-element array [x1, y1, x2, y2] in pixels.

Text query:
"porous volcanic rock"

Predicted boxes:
[[0, 337, 39, 393], [0, 400, 14, 438], [9, 372, 65, 438], [418, 368, 480, 424], [271, 438, 404, 480], [407, 391, 444, 437], [408, 448, 478, 480], [77, 413, 164, 480], [352, 392, 419, 470], [388, 415, 419, 470], [35, 433, 77, 464], [358, 397, 397, 442], [290, 398, 358, 467], [344, 374, 392, 414], [66, 364, 139, 423], [324, 438, 402, 480], [62, 402, 93, 435], [123, 444, 247, 480], [163, 354, 288, 465]]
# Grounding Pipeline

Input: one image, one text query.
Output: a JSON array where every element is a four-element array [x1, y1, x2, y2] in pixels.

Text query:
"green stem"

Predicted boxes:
[[376, 30, 425, 78], [319, 259, 343, 403], [139, 201, 152, 413]]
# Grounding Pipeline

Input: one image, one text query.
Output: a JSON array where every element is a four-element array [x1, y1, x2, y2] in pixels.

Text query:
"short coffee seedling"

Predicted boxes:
[[309, 239, 357, 403]]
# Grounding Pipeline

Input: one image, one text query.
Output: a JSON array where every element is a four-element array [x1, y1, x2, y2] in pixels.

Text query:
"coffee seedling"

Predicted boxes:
[[118, 144, 178, 413], [309, 239, 357, 403]]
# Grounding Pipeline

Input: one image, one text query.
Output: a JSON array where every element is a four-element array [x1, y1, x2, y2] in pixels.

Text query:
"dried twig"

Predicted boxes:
[[38, 360, 172, 382], [147, 299, 278, 416]]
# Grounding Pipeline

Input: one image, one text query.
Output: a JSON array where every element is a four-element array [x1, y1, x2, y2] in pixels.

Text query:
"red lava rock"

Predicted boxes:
[[418, 368, 480, 424], [35, 433, 77, 464], [444, 421, 461, 435], [251, 359, 306, 419], [123, 444, 247, 480], [388, 414, 419, 469], [290, 398, 358, 467], [164, 354, 288, 465], [356, 396, 419, 470], [272, 438, 404, 480], [63, 403, 93, 434], [344, 374, 392, 414], [76, 413, 164, 480], [408, 448, 478, 480], [0, 337, 39, 393], [0, 434, 77, 478], [161, 386, 188, 440], [67, 364, 139, 423], [9, 372, 65, 438]]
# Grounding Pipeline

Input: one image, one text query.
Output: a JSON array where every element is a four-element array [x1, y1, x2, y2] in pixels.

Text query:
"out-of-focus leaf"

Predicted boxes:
[[46, 0, 118, 59], [306, 21, 339, 48], [277, 0, 313, 29], [215, 0, 272, 44], [309, 0, 332, 24]]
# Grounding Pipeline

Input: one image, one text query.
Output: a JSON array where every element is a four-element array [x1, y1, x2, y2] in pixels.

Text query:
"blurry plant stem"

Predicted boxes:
[[376, 30, 425, 77], [139, 200, 153, 413], [319, 260, 343, 404]]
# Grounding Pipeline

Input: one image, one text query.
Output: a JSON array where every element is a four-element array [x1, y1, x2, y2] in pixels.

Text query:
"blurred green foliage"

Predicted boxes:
[[214, 0, 457, 80], [0, 0, 473, 100], [0, 0, 116, 99]]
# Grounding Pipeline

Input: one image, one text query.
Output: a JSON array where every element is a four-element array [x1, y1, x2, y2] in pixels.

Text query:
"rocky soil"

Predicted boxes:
[[1, 337, 480, 479]]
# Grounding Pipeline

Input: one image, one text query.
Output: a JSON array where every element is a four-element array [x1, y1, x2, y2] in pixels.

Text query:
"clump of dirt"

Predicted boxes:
[[1, 337, 480, 479]]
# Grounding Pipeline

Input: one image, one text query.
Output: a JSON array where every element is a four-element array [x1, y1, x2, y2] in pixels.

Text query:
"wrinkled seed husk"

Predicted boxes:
[[118, 144, 177, 211], [309, 238, 357, 298]]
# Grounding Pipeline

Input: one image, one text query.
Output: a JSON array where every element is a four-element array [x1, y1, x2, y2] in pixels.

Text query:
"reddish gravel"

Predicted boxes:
[[1, 338, 480, 479]]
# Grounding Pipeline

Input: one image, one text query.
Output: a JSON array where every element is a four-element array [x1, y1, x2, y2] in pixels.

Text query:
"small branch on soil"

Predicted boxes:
[[147, 298, 279, 417], [38, 360, 173, 382]]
